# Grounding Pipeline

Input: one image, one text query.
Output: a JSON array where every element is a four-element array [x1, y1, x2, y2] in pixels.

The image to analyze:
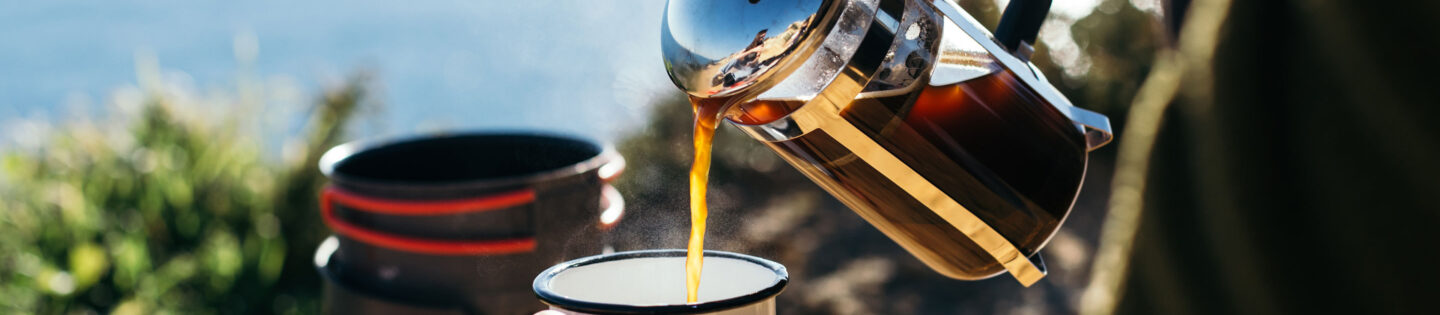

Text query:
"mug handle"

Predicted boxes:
[[597, 150, 626, 183], [598, 184, 624, 231], [596, 149, 626, 230]]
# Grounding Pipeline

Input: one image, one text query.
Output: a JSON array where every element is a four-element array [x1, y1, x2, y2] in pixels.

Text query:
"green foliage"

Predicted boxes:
[[0, 75, 369, 314]]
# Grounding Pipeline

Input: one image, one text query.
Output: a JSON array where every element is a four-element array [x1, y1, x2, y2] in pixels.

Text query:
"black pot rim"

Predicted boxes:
[[532, 249, 788, 315], [319, 131, 620, 191]]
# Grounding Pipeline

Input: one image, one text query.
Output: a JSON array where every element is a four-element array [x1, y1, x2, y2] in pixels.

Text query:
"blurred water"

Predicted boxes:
[[0, 0, 674, 143]]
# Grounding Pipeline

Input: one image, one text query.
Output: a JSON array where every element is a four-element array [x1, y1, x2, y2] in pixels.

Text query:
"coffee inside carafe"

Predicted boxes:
[[726, 63, 1087, 278]]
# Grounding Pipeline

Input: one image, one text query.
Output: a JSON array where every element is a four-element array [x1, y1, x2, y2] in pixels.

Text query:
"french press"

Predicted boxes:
[[661, 0, 1112, 286]]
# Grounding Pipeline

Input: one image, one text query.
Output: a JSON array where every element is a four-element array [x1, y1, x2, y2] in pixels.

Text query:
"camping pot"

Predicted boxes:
[[316, 132, 625, 314]]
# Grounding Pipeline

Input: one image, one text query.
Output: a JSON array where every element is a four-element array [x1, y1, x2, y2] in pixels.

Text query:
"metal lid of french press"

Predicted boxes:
[[661, 0, 842, 98]]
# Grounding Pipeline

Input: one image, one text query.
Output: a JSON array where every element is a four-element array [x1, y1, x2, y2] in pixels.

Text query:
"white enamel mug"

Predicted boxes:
[[532, 249, 788, 315]]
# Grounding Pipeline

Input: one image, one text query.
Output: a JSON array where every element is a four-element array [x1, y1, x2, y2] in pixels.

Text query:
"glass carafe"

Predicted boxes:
[[661, 0, 1112, 286]]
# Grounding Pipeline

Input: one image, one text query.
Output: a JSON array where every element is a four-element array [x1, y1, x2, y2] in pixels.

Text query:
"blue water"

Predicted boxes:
[[0, 0, 675, 144]]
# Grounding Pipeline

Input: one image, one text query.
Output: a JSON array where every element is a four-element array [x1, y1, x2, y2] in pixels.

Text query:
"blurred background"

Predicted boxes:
[[0, 0, 1165, 314]]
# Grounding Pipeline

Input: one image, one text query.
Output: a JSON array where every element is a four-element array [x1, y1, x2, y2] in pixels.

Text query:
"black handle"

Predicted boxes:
[[994, 0, 1052, 52]]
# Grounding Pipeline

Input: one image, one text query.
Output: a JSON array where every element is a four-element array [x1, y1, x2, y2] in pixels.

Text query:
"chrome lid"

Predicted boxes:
[[661, 0, 836, 98]]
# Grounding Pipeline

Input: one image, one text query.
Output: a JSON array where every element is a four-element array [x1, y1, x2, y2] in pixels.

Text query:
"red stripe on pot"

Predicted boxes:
[[323, 185, 534, 216], [321, 188, 536, 255]]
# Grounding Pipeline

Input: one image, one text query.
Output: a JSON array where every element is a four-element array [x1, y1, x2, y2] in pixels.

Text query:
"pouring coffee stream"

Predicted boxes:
[[685, 95, 724, 303], [665, 0, 1111, 292]]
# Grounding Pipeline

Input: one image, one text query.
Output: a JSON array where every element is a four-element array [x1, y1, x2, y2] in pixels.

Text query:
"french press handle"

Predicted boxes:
[[994, 0, 1053, 52]]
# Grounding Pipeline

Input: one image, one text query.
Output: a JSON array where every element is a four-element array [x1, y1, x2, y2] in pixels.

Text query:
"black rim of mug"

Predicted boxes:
[[532, 249, 788, 315]]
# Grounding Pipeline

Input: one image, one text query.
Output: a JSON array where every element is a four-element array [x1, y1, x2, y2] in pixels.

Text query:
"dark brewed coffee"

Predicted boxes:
[[731, 69, 1087, 279]]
